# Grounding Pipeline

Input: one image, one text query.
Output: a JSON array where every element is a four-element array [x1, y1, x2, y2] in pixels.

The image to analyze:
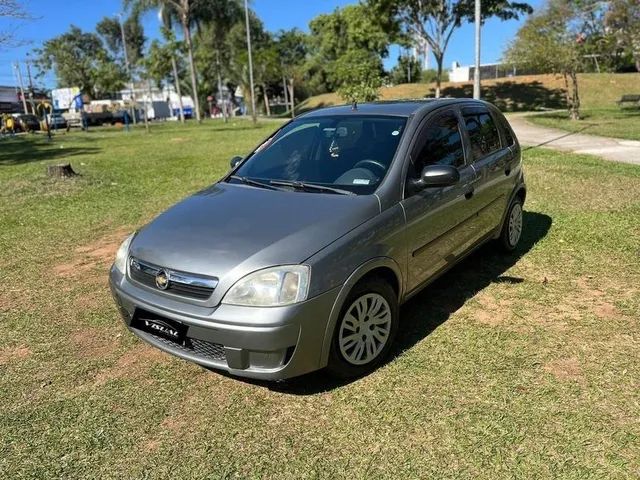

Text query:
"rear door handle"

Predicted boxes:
[[464, 188, 474, 199]]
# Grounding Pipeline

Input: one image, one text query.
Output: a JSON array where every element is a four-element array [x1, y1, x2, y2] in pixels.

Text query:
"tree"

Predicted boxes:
[[369, 0, 532, 97], [308, 4, 393, 93], [126, 0, 203, 122], [504, 0, 586, 119], [275, 28, 308, 116], [192, 0, 243, 117], [0, 0, 30, 47], [604, 0, 640, 72], [335, 50, 383, 103], [33, 26, 125, 98], [224, 8, 271, 117], [143, 39, 174, 86], [96, 14, 146, 65], [389, 54, 422, 84]]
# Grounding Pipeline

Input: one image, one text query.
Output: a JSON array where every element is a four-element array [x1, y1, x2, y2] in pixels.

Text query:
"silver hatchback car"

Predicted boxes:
[[110, 100, 526, 380]]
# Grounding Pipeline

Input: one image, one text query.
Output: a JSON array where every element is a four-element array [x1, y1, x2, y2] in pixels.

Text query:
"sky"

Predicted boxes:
[[0, 0, 543, 90]]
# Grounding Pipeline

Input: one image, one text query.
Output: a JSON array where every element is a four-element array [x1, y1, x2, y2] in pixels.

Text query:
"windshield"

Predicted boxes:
[[232, 115, 407, 195]]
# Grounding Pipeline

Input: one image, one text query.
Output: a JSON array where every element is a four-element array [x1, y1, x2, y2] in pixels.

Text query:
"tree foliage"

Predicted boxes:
[[96, 14, 146, 65], [33, 26, 126, 98], [504, 0, 586, 119], [308, 4, 393, 94], [604, 0, 640, 72], [335, 50, 383, 103], [0, 0, 31, 47], [368, 0, 532, 96], [389, 54, 422, 84]]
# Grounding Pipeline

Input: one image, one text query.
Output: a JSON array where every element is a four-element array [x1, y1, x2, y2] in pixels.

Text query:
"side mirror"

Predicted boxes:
[[411, 165, 460, 192], [229, 155, 243, 169]]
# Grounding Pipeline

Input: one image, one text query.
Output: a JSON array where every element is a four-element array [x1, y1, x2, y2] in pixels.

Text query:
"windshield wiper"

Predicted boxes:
[[229, 175, 285, 191], [269, 179, 355, 195]]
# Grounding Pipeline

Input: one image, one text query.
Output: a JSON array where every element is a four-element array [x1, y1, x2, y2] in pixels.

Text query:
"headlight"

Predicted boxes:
[[222, 265, 310, 307], [114, 233, 134, 274]]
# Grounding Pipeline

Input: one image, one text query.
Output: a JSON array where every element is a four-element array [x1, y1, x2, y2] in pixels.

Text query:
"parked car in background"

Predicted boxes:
[[14, 114, 40, 132], [110, 99, 526, 380], [47, 113, 68, 130]]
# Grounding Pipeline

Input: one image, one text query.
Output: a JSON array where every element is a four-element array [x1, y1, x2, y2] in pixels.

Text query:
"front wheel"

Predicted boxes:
[[498, 197, 524, 251], [327, 278, 399, 379]]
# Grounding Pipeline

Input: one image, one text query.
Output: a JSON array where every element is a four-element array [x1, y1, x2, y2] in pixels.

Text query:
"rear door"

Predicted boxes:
[[401, 109, 478, 291], [460, 106, 512, 239]]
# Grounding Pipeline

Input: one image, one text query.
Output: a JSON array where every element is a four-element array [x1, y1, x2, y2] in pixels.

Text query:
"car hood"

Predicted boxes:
[[130, 182, 380, 280]]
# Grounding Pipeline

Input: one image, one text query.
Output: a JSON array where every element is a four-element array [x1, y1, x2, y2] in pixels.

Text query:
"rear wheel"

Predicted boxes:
[[499, 197, 524, 251], [327, 277, 399, 379]]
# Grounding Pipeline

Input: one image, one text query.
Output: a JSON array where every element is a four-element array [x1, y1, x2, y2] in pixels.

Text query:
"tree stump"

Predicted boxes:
[[47, 164, 77, 178]]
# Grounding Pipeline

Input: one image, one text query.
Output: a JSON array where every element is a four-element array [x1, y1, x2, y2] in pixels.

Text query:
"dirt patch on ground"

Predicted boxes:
[[0, 345, 31, 365], [142, 439, 161, 453], [544, 357, 584, 382], [53, 228, 130, 280], [71, 327, 118, 360], [472, 294, 511, 326], [94, 344, 168, 386]]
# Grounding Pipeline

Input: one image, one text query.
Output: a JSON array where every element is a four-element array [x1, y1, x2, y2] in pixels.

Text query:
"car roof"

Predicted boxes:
[[298, 98, 488, 119]]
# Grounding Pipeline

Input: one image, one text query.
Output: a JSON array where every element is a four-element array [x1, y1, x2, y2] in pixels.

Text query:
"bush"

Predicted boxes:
[[421, 69, 449, 84]]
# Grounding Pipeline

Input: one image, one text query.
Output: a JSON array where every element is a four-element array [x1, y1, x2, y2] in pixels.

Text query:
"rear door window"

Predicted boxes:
[[462, 108, 501, 161]]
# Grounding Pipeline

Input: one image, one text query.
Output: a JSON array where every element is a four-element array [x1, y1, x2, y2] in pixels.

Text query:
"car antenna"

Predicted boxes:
[[351, 101, 357, 111]]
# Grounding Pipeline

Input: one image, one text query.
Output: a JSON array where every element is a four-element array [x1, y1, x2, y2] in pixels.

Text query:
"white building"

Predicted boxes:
[[449, 61, 519, 83], [119, 84, 194, 119]]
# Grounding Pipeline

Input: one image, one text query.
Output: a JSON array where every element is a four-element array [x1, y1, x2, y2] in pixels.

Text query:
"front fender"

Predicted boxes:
[[318, 256, 403, 367]]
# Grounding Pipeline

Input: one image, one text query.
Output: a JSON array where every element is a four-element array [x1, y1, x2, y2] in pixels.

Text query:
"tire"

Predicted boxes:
[[498, 197, 524, 252], [327, 277, 399, 379]]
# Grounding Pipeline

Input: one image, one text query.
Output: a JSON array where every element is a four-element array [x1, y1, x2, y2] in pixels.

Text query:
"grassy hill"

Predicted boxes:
[[296, 73, 640, 113]]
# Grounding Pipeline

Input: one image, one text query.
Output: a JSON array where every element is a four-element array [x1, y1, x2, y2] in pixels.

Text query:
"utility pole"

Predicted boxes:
[[244, 0, 257, 124], [118, 13, 137, 124], [14, 62, 28, 114], [281, 72, 288, 114], [216, 50, 227, 123], [25, 54, 35, 114], [473, 0, 481, 99], [171, 56, 185, 123]]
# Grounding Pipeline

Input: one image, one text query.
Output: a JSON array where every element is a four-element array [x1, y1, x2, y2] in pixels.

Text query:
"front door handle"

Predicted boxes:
[[464, 188, 474, 199]]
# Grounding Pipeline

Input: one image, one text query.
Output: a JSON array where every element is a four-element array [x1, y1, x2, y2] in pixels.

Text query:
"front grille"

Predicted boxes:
[[128, 257, 217, 300], [146, 331, 226, 362]]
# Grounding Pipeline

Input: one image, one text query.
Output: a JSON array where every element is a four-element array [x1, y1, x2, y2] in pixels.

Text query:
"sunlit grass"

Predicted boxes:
[[1, 123, 639, 478]]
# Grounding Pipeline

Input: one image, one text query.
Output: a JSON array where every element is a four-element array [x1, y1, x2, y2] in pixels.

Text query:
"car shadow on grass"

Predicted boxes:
[[213, 211, 552, 395]]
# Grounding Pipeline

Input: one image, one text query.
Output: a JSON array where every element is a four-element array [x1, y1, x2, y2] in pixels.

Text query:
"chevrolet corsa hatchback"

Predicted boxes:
[[110, 100, 526, 380]]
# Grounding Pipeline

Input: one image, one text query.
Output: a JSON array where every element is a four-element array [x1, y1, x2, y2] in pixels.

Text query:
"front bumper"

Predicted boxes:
[[109, 267, 340, 380]]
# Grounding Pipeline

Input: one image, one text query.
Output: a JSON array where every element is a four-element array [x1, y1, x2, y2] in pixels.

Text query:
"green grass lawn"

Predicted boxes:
[[1, 123, 639, 479], [527, 108, 640, 141]]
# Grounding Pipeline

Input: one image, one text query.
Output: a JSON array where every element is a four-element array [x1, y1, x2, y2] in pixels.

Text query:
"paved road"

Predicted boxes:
[[507, 114, 640, 165]]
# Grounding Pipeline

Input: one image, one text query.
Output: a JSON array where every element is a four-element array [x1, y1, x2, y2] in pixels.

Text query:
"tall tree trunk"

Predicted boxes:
[[570, 71, 580, 120], [288, 78, 295, 118], [171, 55, 185, 123], [435, 53, 444, 98], [262, 84, 271, 116], [182, 19, 201, 123], [562, 72, 580, 120]]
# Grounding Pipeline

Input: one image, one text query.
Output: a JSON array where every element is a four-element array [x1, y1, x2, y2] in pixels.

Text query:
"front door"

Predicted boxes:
[[401, 110, 478, 292]]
